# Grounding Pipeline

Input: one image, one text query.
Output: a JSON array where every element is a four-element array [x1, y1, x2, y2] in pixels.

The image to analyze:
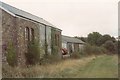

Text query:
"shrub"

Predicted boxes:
[[25, 41, 41, 65], [6, 42, 17, 67], [71, 52, 81, 59], [83, 44, 107, 55], [41, 54, 62, 65], [83, 44, 93, 55], [103, 40, 116, 54]]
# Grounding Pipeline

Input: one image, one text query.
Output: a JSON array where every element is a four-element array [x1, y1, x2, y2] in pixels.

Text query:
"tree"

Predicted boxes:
[[75, 36, 87, 42], [111, 37, 116, 43], [87, 32, 102, 45], [97, 34, 112, 46]]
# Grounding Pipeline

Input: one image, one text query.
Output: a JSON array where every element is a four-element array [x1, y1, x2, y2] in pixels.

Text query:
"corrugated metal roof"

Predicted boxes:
[[62, 35, 85, 44], [0, 1, 60, 30]]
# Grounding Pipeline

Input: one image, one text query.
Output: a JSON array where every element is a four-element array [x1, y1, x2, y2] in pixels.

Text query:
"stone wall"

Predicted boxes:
[[2, 9, 17, 65], [51, 28, 62, 58], [16, 16, 40, 65], [2, 8, 62, 66], [2, 9, 40, 66], [0, 7, 2, 79]]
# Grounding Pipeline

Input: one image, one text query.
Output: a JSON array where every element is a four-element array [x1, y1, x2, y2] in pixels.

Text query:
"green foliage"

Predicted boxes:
[[103, 40, 116, 54], [3, 55, 117, 78], [75, 36, 87, 42], [97, 34, 114, 46], [87, 32, 102, 45], [82, 32, 116, 47], [111, 37, 116, 43], [70, 43, 108, 58], [25, 41, 41, 65], [83, 44, 107, 55], [71, 52, 81, 59], [6, 42, 17, 67], [41, 54, 61, 65]]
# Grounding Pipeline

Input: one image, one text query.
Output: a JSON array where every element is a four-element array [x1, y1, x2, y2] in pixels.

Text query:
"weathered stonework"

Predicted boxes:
[[0, 6, 2, 79], [2, 9, 17, 64], [2, 8, 62, 66], [16, 16, 40, 65]]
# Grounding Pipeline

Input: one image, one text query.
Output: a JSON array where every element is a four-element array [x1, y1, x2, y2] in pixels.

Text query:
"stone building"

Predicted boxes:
[[62, 35, 85, 55], [0, 1, 62, 66]]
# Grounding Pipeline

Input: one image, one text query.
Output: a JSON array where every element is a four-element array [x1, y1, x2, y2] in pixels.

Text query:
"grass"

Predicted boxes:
[[3, 54, 118, 78], [75, 55, 118, 78]]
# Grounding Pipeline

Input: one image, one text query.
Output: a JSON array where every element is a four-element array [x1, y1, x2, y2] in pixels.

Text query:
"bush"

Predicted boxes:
[[25, 41, 41, 65], [41, 54, 62, 65], [83, 44, 107, 55], [6, 42, 17, 67], [103, 40, 116, 54], [70, 52, 81, 59]]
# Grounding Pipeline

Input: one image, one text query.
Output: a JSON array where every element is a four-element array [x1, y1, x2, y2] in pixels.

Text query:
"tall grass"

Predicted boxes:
[[2, 55, 95, 78]]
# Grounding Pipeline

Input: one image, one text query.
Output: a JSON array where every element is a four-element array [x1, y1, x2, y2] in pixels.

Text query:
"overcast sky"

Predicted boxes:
[[2, 0, 119, 37]]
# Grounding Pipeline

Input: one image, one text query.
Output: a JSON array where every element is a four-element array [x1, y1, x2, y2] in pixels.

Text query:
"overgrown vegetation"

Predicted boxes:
[[83, 44, 107, 55], [70, 52, 81, 59], [25, 41, 41, 65], [75, 32, 118, 55], [103, 40, 116, 54], [40, 54, 62, 65], [2, 55, 118, 78], [3, 31, 118, 78], [6, 42, 17, 67]]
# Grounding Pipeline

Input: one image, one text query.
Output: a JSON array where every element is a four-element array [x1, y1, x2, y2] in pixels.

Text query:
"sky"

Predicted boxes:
[[1, 0, 119, 37]]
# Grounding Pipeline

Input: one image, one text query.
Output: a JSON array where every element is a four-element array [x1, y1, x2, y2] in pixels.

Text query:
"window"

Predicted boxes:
[[25, 27, 35, 42], [25, 27, 30, 41], [30, 28, 34, 41]]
